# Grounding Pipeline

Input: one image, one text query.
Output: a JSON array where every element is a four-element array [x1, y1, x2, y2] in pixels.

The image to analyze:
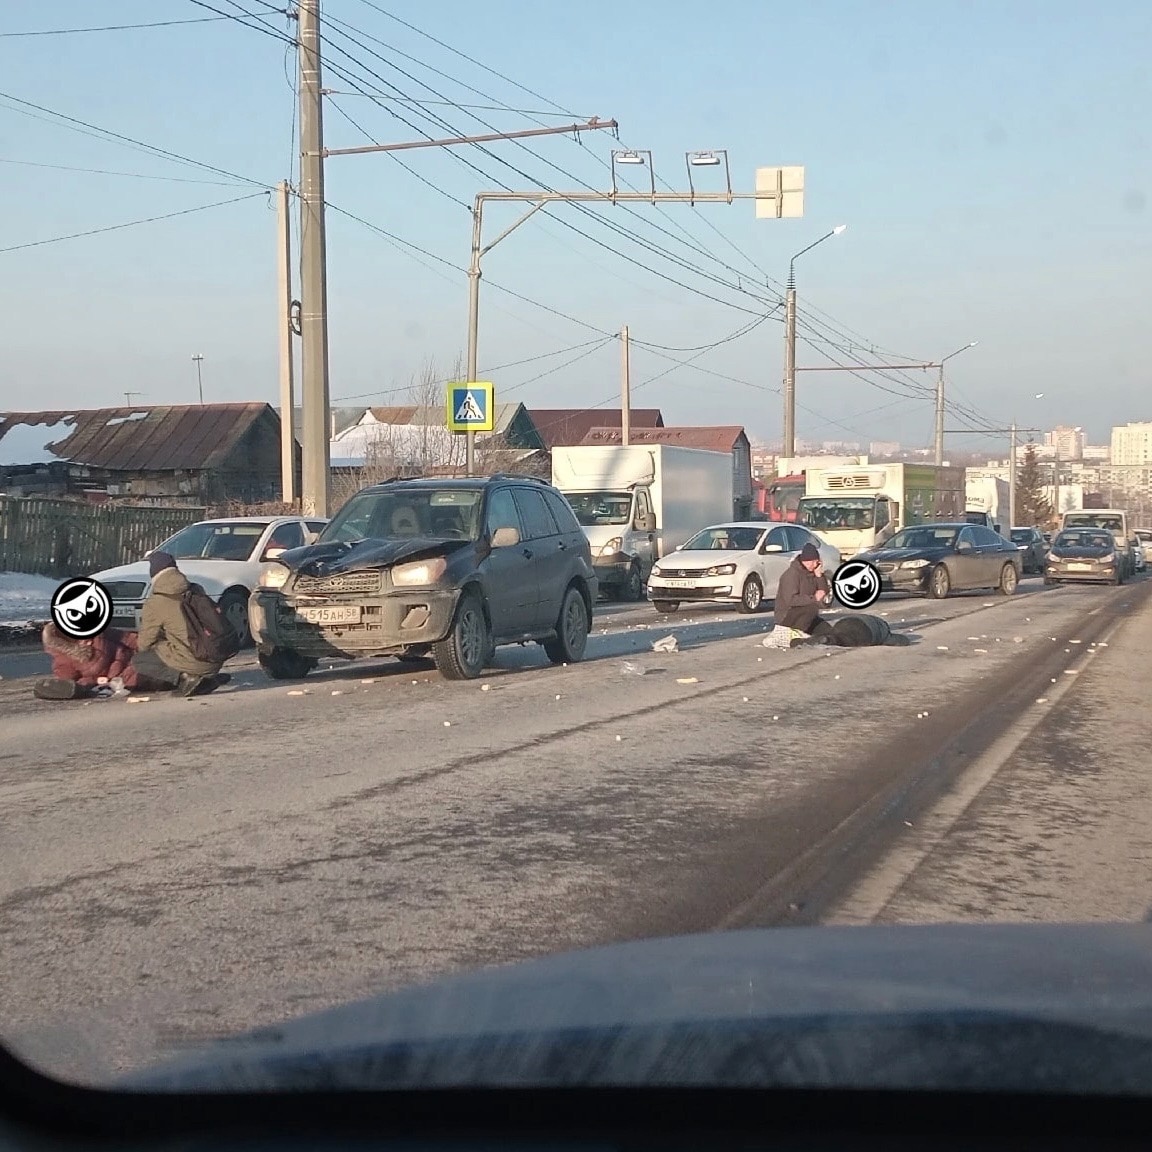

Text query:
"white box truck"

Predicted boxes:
[[796, 463, 967, 559], [551, 444, 735, 600], [964, 475, 1011, 539]]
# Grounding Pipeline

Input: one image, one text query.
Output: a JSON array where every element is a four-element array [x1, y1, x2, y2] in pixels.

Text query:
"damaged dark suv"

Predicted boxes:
[[249, 475, 598, 681]]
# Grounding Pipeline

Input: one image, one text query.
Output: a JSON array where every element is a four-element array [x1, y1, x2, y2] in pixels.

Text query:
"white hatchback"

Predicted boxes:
[[647, 522, 841, 614], [93, 516, 327, 646]]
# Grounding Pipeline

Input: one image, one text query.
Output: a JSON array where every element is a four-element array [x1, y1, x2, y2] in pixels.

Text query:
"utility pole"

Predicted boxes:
[[620, 325, 631, 446], [298, 0, 331, 517], [932, 342, 978, 466], [191, 354, 204, 405], [783, 225, 845, 457], [1008, 421, 1018, 530], [277, 180, 297, 506], [783, 277, 797, 458]]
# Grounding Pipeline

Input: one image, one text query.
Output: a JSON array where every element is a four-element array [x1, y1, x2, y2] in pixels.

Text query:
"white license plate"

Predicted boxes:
[[664, 580, 696, 588], [297, 605, 362, 624], [1067, 563, 1092, 571]]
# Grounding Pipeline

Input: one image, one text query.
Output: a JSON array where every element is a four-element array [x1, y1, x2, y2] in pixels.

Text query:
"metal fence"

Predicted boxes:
[[0, 497, 206, 578]]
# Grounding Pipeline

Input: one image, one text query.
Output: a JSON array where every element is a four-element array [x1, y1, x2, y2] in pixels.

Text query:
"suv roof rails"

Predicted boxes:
[[490, 472, 551, 485]]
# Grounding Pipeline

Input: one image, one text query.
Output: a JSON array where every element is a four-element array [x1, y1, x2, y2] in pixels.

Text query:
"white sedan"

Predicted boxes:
[[647, 522, 841, 614], [93, 516, 327, 646]]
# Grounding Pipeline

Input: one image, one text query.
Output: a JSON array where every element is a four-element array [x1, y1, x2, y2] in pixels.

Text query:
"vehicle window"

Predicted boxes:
[[564, 491, 632, 526], [542, 488, 582, 535], [155, 521, 267, 561], [760, 526, 791, 551], [957, 527, 977, 549], [1010, 529, 1032, 544], [875, 502, 890, 530], [973, 526, 1002, 547], [512, 488, 558, 540], [319, 488, 484, 543], [265, 522, 304, 552], [796, 497, 875, 530], [683, 526, 764, 551], [485, 487, 522, 536], [634, 489, 652, 527], [306, 520, 327, 536], [784, 526, 812, 552]]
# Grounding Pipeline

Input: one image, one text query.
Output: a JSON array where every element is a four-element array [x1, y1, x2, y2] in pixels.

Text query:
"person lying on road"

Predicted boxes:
[[33, 621, 150, 701]]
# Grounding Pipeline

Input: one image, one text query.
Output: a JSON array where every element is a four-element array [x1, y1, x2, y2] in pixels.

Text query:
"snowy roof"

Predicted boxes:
[[0, 405, 277, 471]]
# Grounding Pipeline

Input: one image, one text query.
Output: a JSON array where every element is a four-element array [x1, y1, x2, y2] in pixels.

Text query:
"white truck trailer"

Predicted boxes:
[[551, 444, 735, 600]]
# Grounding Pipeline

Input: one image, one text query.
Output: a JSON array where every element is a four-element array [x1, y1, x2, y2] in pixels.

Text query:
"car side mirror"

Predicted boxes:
[[262, 547, 286, 561], [762, 544, 784, 553], [957, 541, 973, 553], [491, 526, 520, 548], [304, 531, 321, 545], [143, 549, 153, 559]]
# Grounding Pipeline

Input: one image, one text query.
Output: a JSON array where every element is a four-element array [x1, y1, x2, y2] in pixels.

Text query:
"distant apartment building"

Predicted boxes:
[[1110, 422, 1152, 466], [869, 441, 901, 457], [1045, 425, 1085, 461], [1082, 444, 1110, 463]]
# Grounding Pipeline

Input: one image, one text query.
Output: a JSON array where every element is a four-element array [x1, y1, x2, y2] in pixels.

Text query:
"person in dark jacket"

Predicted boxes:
[[773, 542, 836, 642], [131, 552, 230, 697], [33, 622, 144, 701]]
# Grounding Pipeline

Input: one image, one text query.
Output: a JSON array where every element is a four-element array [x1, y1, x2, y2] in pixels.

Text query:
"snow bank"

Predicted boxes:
[[0, 571, 58, 623], [0, 419, 76, 466], [105, 411, 149, 427]]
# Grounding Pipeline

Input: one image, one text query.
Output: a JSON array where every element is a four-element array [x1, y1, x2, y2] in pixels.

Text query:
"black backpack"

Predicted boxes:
[[180, 584, 241, 664]]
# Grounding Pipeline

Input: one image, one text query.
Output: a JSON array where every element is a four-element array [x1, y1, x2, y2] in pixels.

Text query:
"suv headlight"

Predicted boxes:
[[598, 538, 624, 558], [650, 564, 663, 577], [391, 557, 448, 586], [704, 563, 737, 576], [259, 563, 290, 589]]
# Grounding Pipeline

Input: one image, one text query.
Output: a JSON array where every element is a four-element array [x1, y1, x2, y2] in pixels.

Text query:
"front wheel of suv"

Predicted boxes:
[[432, 590, 490, 681], [543, 586, 590, 665]]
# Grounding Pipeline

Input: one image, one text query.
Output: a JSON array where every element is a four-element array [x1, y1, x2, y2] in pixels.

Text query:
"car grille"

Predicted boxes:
[[293, 571, 382, 595], [876, 563, 898, 574], [103, 580, 147, 600], [657, 568, 708, 579]]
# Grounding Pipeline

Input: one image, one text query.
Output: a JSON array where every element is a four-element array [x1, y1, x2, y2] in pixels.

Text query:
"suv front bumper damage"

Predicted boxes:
[[250, 586, 461, 658]]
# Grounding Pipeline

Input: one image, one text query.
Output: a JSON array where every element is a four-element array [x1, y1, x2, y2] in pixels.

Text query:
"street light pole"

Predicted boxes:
[[933, 341, 978, 466], [191, 354, 204, 405], [783, 225, 846, 457]]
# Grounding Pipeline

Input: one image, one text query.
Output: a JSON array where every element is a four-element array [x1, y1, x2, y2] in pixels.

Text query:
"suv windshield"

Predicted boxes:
[[1064, 514, 1123, 533], [1010, 529, 1033, 544], [320, 488, 484, 544], [156, 521, 266, 561], [564, 491, 632, 526], [886, 527, 958, 550]]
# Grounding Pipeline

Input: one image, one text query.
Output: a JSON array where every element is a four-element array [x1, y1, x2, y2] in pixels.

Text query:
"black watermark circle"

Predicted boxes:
[[50, 578, 113, 639], [831, 559, 882, 610]]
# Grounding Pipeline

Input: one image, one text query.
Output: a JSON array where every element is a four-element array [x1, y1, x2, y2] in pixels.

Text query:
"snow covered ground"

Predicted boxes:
[[0, 572, 58, 624]]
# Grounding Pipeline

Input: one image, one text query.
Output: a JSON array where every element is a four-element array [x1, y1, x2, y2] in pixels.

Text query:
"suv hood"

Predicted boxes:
[[281, 536, 472, 576], [123, 924, 1152, 1095]]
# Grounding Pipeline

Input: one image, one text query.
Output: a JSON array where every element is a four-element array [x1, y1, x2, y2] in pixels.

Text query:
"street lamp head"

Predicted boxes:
[[614, 150, 646, 165], [832, 224, 847, 235], [688, 151, 722, 167]]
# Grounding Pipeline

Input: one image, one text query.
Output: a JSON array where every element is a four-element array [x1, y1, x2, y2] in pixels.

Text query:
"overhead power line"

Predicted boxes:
[[0, 17, 229, 37], [0, 192, 266, 255], [0, 156, 249, 186]]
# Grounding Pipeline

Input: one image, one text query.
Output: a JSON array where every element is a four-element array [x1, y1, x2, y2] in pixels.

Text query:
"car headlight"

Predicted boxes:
[[704, 563, 737, 577], [900, 559, 930, 569], [391, 557, 448, 586], [650, 564, 663, 577], [258, 563, 290, 589], [598, 538, 624, 558]]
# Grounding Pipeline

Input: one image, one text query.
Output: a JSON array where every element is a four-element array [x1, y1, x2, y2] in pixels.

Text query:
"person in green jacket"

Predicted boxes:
[[131, 552, 230, 698]]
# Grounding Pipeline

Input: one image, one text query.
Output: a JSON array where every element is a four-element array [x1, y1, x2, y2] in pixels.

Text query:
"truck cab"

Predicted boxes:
[[562, 486, 656, 601]]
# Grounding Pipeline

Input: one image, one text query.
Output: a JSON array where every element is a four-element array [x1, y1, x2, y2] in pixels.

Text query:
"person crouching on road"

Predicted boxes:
[[773, 542, 837, 645], [130, 551, 230, 698], [33, 622, 145, 701]]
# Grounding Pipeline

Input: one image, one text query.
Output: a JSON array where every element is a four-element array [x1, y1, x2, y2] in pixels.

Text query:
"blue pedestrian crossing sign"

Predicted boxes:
[[446, 381, 495, 433]]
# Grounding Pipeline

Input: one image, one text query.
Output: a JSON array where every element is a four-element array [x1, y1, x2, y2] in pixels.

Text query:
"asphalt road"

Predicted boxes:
[[1, 575, 1149, 1085]]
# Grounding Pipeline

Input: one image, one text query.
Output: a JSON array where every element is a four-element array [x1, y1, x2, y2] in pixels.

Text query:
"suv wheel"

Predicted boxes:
[[543, 586, 590, 665], [432, 591, 490, 681], [258, 648, 316, 680]]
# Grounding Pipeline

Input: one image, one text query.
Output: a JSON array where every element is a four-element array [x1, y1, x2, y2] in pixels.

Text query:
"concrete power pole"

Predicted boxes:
[[277, 180, 297, 505], [298, 0, 331, 517], [934, 364, 946, 466], [620, 325, 631, 446], [783, 279, 797, 458], [1008, 421, 1018, 530]]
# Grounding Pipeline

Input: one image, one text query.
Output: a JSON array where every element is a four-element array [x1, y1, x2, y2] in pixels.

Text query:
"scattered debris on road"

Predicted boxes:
[[653, 635, 678, 653]]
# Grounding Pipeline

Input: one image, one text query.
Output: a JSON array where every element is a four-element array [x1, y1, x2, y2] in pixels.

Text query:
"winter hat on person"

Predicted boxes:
[[799, 542, 821, 562], [149, 551, 178, 578]]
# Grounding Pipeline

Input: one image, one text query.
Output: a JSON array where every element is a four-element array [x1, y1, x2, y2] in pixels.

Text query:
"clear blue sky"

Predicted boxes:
[[1, 0, 1149, 450]]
